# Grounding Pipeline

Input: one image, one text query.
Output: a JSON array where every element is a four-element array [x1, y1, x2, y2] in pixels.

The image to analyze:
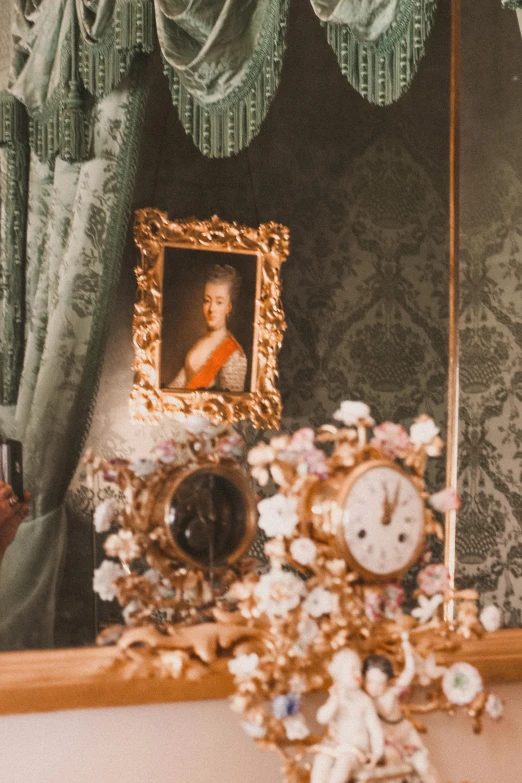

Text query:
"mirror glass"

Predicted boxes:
[[1, 1, 451, 649], [456, 2, 522, 626]]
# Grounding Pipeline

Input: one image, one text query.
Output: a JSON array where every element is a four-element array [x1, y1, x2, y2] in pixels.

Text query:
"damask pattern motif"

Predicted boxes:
[[457, 160, 522, 626]]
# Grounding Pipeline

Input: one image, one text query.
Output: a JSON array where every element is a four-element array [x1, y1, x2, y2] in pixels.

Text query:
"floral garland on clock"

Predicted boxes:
[[84, 418, 262, 680], [227, 402, 503, 783]]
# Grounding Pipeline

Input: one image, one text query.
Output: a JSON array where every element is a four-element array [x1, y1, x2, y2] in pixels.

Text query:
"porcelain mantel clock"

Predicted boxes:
[[338, 460, 425, 581]]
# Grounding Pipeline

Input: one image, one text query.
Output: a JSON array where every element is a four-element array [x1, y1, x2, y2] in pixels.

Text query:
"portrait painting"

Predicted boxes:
[[131, 211, 289, 429], [160, 248, 257, 394]]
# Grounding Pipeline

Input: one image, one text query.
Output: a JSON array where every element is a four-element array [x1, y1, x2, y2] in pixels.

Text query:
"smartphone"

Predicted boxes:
[[0, 439, 24, 502]]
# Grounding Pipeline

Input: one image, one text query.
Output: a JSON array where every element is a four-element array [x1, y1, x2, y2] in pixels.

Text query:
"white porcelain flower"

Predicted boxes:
[[93, 560, 124, 602], [414, 652, 447, 686], [333, 401, 372, 427], [143, 568, 162, 585], [93, 498, 118, 533], [411, 593, 443, 624], [122, 599, 139, 625], [442, 662, 483, 705], [104, 529, 141, 561], [429, 487, 461, 513], [248, 443, 276, 466], [303, 586, 336, 618], [283, 715, 310, 740], [254, 569, 305, 617], [485, 693, 503, 720], [480, 604, 502, 632], [297, 615, 319, 646], [129, 458, 156, 477], [410, 415, 440, 446], [241, 721, 267, 739], [228, 653, 260, 678], [290, 537, 317, 566], [258, 494, 298, 538]]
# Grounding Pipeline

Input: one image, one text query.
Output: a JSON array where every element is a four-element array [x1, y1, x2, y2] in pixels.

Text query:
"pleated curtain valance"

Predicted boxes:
[[1, 0, 443, 167]]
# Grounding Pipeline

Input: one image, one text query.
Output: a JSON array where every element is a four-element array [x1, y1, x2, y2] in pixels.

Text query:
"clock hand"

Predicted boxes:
[[381, 482, 392, 526]]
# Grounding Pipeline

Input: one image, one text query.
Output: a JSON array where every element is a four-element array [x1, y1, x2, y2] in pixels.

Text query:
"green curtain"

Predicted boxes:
[[310, 0, 438, 106], [155, 0, 290, 157], [0, 0, 149, 649]]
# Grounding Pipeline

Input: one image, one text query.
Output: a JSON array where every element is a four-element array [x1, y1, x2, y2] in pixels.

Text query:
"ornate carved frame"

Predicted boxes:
[[130, 209, 289, 429]]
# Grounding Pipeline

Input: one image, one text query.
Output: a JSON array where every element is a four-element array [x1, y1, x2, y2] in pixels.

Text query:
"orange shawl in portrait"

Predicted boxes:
[[185, 336, 241, 390]]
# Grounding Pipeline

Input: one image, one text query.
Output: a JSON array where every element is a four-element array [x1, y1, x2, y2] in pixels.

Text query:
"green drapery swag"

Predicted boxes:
[[0, 0, 148, 649]]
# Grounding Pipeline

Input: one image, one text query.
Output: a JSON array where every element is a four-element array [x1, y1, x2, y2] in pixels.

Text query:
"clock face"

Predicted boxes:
[[340, 462, 425, 580], [165, 465, 256, 569]]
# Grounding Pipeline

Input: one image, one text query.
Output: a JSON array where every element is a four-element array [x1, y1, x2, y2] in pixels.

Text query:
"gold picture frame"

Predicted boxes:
[[130, 209, 289, 429]]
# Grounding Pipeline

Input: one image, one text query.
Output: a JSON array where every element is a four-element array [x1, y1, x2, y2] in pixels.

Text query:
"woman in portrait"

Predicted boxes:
[[168, 264, 248, 392]]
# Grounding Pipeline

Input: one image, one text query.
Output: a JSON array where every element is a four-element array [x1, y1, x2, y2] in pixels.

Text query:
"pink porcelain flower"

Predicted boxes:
[[364, 589, 384, 622], [371, 422, 412, 460], [289, 428, 315, 451], [429, 487, 461, 513], [383, 583, 405, 618], [418, 563, 450, 596]]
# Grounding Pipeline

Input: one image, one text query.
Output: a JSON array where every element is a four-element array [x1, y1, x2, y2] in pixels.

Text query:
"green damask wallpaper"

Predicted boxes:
[[58, 1, 450, 644], [456, 0, 522, 625]]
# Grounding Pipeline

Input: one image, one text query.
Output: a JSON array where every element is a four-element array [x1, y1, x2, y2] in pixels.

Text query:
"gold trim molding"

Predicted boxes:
[[131, 209, 289, 429], [0, 631, 519, 717]]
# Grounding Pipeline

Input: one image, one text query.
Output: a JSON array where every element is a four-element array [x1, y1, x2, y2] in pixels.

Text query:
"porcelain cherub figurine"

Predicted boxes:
[[311, 648, 384, 783], [362, 633, 440, 783]]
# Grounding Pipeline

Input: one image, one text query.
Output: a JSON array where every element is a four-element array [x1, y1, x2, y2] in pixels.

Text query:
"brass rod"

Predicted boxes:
[[445, 0, 461, 619]]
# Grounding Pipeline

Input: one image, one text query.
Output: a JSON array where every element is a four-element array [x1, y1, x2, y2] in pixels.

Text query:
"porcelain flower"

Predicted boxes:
[[184, 415, 217, 435], [154, 440, 177, 463], [429, 487, 461, 513], [480, 604, 502, 633], [290, 537, 317, 566], [418, 564, 450, 596], [283, 715, 310, 740], [216, 431, 244, 459], [247, 443, 276, 486], [254, 569, 305, 617], [272, 693, 301, 719], [143, 568, 162, 585], [303, 586, 336, 618], [414, 652, 447, 686], [264, 537, 287, 563], [371, 422, 412, 460], [333, 401, 373, 427], [485, 693, 503, 720], [289, 428, 315, 451], [297, 616, 319, 647], [93, 498, 118, 533], [364, 589, 384, 622], [383, 583, 405, 619], [122, 599, 139, 625], [129, 458, 156, 477], [104, 529, 141, 561], [442, 662, 483, 705], [412, 593, 443, 624], [258, 494, 299, 538], [241, 720, 267, 739], [93, 560, 124, 602], [103, 458, 130, 482], [410, 415, 440, 446], [228, 653, 260, 678]]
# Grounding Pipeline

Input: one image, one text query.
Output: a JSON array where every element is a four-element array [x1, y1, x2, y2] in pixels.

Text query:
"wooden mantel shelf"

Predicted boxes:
[[0, 629, 521, 716]]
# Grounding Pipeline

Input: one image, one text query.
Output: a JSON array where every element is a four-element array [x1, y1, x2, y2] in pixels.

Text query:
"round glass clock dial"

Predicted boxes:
[[164, 465, 256, 569], [341, 463, 425, 580]]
